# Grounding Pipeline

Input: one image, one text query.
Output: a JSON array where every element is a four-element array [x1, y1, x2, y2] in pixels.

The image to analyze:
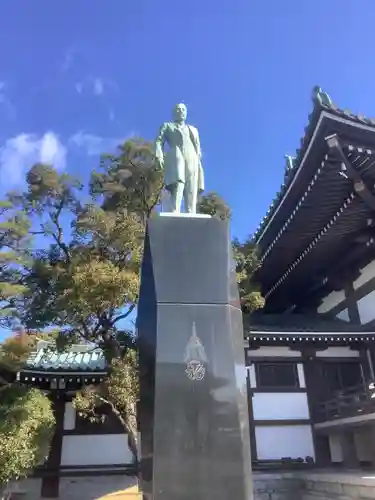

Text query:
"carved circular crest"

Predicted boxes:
[[185, 360, 205, 381]]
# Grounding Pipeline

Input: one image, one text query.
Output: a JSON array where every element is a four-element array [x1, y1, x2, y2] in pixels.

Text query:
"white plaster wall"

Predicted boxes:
[[336, 309, 350, 322], [61, 434, 133, 466], [316, 347, 359, 358], [328, 431, 373, 463], [247, 364, 257, 388], [255, 425, 315, 460], [64, 402, 76, 430], [354, 260, 375, 290], [357, 290, 375, 324], [297, 363, 306, 388], [317, 290, 345, 314], [235, 364, 247, 395], [253, 392, 310, 420], [367, 349, 375, 378], [247, 346, 301, 358], [328, 434, 343, 462]]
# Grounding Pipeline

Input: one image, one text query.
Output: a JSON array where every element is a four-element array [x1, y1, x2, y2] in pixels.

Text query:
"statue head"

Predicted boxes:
[[173, 103, 187, 123]]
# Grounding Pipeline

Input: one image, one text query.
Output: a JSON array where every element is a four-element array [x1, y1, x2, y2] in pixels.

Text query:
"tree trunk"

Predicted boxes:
[[116, 410, 138, 463], [125, 420, 139, 464], [95, 392, 139, 464], [96, 338, 139, 465]]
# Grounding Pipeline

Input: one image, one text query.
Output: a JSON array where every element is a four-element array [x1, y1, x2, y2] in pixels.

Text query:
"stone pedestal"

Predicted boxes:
[[137, 215, 253, 500]]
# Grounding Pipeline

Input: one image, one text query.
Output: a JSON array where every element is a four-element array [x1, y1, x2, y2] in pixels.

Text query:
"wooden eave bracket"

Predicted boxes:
[[326, 134, 375, 211]]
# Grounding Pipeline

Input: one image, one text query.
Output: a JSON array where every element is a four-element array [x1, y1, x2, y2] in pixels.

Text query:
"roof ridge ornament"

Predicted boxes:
[[284, 154, 296, 182], [312, 86, 333, 108]]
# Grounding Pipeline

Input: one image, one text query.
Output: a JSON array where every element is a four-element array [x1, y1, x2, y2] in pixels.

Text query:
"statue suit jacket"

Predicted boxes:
[[155, 122, 205, 191]]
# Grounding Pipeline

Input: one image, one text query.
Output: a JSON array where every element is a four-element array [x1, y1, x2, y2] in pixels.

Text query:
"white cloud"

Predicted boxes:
[[39, 132, 67, 167], [0, 81, 16, 119], [0, 132, 67, 187], [75, 82, 83, 94], [61, 49, 75, 73], [93, 78, 104, 96], [74, 76, 106, 97], [69, 131, 123, 156]]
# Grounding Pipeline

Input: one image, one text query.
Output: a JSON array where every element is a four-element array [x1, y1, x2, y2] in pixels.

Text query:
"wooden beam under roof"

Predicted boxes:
[[326, 134, 375, 211]]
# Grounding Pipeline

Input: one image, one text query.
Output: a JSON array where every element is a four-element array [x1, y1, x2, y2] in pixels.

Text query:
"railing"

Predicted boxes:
[[314, 382, 375, 423]]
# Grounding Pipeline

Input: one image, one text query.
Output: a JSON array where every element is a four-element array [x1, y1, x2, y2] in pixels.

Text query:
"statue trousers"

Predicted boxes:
[[168, 159, 198, 213]]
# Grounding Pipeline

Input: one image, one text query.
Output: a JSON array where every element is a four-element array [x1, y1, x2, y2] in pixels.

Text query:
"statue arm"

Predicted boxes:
[[195, 129, 202, 161], [155, 123, 168, 168]]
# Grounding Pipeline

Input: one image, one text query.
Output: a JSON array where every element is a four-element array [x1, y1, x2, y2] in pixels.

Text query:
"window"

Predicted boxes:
[[322, 362, 362, 393], [255, 362, 299, 389]]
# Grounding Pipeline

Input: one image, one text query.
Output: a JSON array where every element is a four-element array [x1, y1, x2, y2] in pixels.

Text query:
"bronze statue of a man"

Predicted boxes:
[[155, 103, 204, 214]]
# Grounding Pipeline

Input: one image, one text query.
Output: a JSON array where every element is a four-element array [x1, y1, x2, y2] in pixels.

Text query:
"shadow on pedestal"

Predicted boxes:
[[137, 216, 253, 500]]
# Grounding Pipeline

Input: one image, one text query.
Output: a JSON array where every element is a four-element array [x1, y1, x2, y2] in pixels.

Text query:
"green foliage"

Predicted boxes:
[[25, 163, 82, 213], [197, 191, 231, 220], [0, 335, 35, 373], [233, 237, 265, 314], [0, 200, 31, 325], [0, 385, 55, 488], [0, 332, 56, 491], [74, 348, 138, 459], [90, 138, 163, 220], [0, 330, 59, 374], [0, 136, 264, 465], [11, 156, 146, 340]]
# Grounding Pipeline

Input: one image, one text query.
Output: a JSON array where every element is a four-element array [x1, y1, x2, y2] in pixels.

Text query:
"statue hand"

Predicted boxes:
[[156, 158, 164, 170]]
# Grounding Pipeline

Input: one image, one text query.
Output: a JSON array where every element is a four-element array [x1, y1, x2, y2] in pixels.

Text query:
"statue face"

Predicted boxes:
[[173, 103, 187, 122]]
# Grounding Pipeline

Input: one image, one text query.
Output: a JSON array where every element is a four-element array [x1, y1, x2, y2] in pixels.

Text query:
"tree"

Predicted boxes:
[[197, 191, 231, 220], [0, 137, 264, 464], [233, 237, 265, 314], [74, 347, 138, 459], [0, 386, 55, 494], [90, 138, 163, 222], [0, 336, 55, 495], [0, 201, 31, 327]]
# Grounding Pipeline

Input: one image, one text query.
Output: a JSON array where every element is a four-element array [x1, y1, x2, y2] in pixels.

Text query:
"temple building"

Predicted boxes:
[[5, 86, 375, 499], [246, 86, 375, 470]]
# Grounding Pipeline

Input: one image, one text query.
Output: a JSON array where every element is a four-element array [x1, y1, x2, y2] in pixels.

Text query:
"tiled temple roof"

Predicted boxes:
[[244, 313, 375, 345], [252, 86, 375, 245], [24, 341, 106, 372], [245, 313, 374, 334]]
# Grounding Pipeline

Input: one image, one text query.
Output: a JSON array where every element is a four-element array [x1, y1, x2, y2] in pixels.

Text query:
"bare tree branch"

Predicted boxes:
[[111, 304, 136, 326], [94, 393, 138, 460], [49, 196, 71, 263]]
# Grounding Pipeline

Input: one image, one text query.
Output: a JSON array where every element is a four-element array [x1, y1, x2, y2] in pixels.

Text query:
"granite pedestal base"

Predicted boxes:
[[137, 215, 253, 500]]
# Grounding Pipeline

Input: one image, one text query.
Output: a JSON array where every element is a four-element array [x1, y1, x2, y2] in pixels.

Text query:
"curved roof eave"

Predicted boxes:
[[253, 93, 375, 248]]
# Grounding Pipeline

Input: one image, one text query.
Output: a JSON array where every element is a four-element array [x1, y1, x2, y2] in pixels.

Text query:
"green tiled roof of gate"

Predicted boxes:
[[25, 342, 106, 372]]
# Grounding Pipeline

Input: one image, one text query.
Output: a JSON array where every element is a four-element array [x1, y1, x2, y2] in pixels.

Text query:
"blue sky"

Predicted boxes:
[[0, 0, 375, 338]]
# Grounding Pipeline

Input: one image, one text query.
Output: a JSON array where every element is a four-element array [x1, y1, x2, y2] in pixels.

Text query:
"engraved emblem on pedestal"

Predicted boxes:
[[184, 322, 207, 381], [186, 360, 205, 381]]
